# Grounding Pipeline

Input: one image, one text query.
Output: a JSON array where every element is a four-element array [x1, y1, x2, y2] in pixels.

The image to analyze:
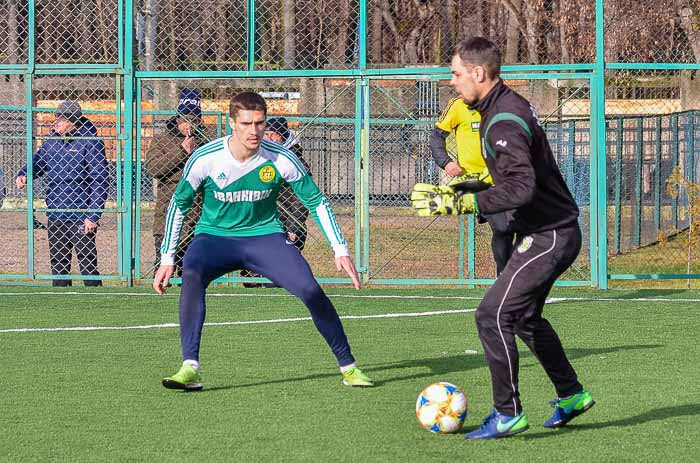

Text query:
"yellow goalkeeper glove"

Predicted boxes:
[[411, 183, 478, 216], [448, 167, 494, 193]]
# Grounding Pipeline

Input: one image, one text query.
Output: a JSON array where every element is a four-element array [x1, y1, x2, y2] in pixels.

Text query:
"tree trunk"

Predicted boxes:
[[167, 0, 177, 68], [215, 1, 228, 69], [95, 0, 109, 62], [331, 0, 351, 65], [524, 1, 540, 63], [504, 0, 522, 63], [370, 0, 383, 64], [283, 0, 295, 68], [489, 1, 498, 38], [678, 4, 700, 62], [7, 0, 19, 63], [3, 1, 23, 106], [438, 0, 454, 63], [557, 0, 570, 63], [474, 0, 484, 37], [143, 0, 157, 71]]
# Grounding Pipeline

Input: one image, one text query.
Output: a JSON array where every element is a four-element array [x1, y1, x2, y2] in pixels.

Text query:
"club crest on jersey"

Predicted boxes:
[[471, 121, 480, 132], [259, 165, 276, 183], [517, 236, 534, 253]]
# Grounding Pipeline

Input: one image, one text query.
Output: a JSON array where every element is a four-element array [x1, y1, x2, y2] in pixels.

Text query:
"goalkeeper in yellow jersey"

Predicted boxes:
[[429, 96, 514, 275]]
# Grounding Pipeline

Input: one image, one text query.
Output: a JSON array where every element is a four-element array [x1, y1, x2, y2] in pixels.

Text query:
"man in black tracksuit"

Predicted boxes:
[[411, 37, 594, 439]]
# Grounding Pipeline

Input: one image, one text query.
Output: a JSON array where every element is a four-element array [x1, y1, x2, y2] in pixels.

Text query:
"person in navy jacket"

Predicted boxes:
[[16, 101, 109, 286]]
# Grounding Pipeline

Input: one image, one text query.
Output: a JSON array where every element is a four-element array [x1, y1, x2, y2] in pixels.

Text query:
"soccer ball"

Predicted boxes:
[[415, 382, 468, 433]]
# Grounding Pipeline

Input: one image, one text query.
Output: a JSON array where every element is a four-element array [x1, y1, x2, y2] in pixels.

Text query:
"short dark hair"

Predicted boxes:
[[454, 37, 501, 79], [229, 92, 267, 119]]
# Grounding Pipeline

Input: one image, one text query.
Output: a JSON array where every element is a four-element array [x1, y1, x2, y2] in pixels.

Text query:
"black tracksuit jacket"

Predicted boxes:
[[471, 80, 579, 234]]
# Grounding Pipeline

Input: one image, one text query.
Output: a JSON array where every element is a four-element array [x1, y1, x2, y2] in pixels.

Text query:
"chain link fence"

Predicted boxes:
[[136, 77, 358, 283], [1, 1, 699, 286], [606, 69, 700, 278], [1, 74, 120, 284], [35, 0, 120, 64], [136, 0, 248, 71]]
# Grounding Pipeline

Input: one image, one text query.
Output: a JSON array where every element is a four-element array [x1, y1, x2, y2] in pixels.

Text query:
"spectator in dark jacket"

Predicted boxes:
[[16, 100, 109, 286], [145, 88, 208, 278], [266, 117, 311, 251], [241, 116, 311, 288]]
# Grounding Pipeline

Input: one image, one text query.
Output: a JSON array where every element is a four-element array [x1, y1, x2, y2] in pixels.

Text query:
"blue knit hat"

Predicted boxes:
[[177, 88, 202, 117], [266, 117, 290, 141]]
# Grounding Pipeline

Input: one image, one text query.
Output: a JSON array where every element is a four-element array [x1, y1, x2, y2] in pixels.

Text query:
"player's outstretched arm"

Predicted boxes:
[[153, 264, 175, 295], [336, 256, 361, 290]]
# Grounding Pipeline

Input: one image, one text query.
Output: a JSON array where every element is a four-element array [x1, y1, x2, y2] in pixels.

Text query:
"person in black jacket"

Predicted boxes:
[[411, 37, 594, 439]]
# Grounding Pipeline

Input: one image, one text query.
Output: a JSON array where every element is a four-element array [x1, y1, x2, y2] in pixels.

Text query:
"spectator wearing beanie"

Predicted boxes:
[[145, 88, 210, 279], [16, 100, 109, 286]]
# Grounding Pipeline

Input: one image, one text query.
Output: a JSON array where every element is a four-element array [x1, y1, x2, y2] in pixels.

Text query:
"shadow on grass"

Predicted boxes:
[[197, 344, 664, 393], [619, 289, 692, 299], [196, 355, 485, 392], [520, 403, 700, 440], [554, 344, 664, 362]]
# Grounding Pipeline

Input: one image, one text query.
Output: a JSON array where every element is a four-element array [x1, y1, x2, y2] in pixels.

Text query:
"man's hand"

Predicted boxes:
[[411, 183, 477, 216], [444, 161, 465, 177], [335, 255, 361, 290], [16, 176, 26, 189], [84, 219, 98, 235], [153, 264, 175, 295], [287, 232, 297, 242], [181, 131, 197, 154]]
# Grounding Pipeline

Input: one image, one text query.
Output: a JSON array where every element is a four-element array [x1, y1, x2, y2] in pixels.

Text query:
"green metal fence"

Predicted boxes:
[[1, 0, 699, 288]]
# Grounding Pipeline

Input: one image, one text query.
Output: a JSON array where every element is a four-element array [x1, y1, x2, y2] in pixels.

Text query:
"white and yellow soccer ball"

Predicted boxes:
[[415, 382, 468, 433]]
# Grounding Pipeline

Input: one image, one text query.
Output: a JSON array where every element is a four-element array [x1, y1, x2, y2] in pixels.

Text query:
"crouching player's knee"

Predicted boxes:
[[296, 282, 325, 305], [181, 256, 209, 285]]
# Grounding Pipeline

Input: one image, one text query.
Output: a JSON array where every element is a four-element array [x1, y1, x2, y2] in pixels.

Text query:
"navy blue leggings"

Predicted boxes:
[[178, 232, 355, 366]]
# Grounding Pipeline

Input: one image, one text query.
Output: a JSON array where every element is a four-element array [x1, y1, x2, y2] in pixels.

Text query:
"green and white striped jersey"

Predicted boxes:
[[159, 137, 348, 265]]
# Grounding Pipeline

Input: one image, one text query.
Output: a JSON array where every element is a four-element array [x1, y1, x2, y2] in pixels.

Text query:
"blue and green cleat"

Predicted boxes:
[[162, 363, 203, 391], [466, 408, 529, 439], [544, 390, 595, 428]]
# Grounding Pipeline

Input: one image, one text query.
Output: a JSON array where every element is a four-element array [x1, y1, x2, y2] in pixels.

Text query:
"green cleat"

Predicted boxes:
[[544, 390, 595, 428], [162, 363, 203, 391], [342, 367, 374, 387]]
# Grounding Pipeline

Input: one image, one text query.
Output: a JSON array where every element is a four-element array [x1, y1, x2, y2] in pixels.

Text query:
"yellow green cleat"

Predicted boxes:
[[341, 367, 374, 387], [162, 363, 203, 391]]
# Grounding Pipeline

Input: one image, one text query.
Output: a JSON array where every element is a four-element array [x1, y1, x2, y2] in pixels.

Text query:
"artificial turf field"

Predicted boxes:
[[1, 286, 699, 462]]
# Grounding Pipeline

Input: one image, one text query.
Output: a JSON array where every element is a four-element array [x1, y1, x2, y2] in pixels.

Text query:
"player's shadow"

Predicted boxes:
[[520, 344, 664, 363], [519, 403, 700, 440], [614, 289, 690, 299], [197, 344, 663, 392], [197, 355, 484, 392], [199, 371, 340, 392], [363, 354, 486, 386]]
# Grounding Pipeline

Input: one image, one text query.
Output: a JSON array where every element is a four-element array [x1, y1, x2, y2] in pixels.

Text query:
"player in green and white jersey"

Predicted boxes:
[[153, 92, 373, 390]]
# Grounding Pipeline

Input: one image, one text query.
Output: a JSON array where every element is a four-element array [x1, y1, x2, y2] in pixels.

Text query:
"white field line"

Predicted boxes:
[[1, 291, 700, 303], [0, 308, 477, 334]]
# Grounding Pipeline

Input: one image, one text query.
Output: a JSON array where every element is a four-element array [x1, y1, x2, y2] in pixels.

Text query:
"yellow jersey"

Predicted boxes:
[[435, 97, 485, 174]]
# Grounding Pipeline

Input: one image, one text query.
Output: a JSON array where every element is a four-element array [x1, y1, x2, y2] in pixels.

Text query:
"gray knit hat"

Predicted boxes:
[[54, 100, 83, 123]]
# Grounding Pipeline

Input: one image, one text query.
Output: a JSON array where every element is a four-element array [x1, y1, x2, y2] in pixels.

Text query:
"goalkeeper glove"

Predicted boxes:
[[411, 183, 478, 216], [448, 167, 494, 194]]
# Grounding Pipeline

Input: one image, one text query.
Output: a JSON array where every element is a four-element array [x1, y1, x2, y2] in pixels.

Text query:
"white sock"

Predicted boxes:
[[183, 359, 200, 371], [340, 363, 356, 373]]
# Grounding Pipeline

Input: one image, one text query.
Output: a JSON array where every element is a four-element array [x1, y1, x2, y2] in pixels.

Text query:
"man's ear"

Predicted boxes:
[[475, 66, 487, 83]]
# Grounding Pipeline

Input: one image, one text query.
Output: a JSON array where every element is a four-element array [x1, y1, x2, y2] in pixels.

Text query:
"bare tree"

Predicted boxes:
[[503, 0, 523, 63], [283, 0, 296, 67], [677, 0, 700, 62]]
